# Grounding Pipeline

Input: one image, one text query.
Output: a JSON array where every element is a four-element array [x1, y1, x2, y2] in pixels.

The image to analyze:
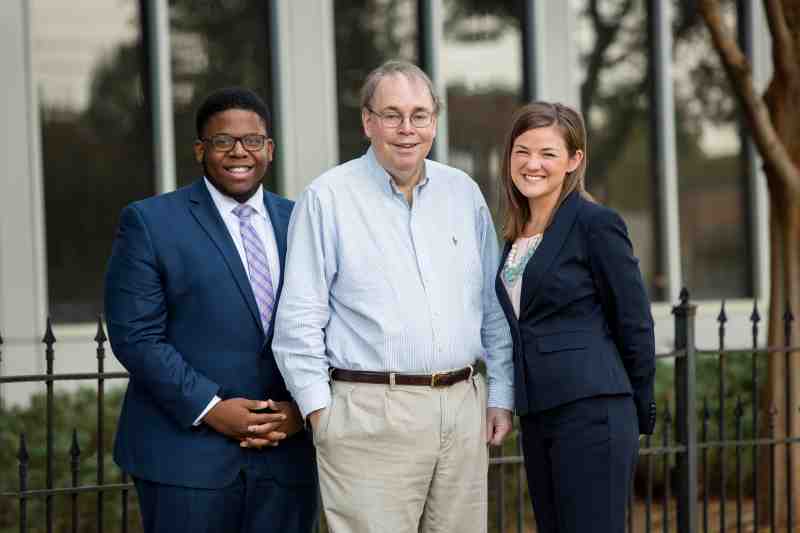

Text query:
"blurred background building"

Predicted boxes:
[[0, 0, 774, 405]]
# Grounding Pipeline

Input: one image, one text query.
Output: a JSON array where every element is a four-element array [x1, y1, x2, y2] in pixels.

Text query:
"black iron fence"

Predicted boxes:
[[1, 290, 798, 532], [0, 317, 131, 533]]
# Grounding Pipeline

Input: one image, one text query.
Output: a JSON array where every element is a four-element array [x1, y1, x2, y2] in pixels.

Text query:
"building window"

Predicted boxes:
[[334, 0, 419, 163], [442, 0, 524, 220], [32, 0, 154, 323], [571, 0, 663, 299], [169, 1, 274, 189], [673, 0, 752, 299]]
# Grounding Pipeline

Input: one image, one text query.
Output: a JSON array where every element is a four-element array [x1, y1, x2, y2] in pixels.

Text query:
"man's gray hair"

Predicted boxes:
[[360, 60, 441, 114]]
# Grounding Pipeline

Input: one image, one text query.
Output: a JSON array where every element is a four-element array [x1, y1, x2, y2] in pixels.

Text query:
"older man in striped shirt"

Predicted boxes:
[[272, 60, 513, 533]]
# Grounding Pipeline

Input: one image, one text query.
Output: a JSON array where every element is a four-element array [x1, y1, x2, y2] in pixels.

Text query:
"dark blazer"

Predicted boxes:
[[496, 190, 656, 434], [105, 179, 316, 489]]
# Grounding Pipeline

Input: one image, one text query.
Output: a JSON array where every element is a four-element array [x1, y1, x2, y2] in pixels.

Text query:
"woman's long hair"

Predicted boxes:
[[500, 102, 594, 242]]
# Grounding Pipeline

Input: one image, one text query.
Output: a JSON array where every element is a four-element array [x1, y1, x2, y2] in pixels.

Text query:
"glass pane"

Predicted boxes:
[[571, 0, 662, 299], [169, 0, 274, 189], [32, 0, 154, 323], [334, 0, 419, 163], [442, 0, 523, 221], [673, 0, 751, 299]]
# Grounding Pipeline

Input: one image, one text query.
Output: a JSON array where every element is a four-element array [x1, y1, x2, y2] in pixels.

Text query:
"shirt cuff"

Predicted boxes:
[[487, 385, 514, 411], [295, 382, 332, 419], [193, 395, 221, 426]]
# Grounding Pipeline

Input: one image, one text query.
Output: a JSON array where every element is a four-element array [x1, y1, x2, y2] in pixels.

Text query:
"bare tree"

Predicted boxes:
[[699, 0, 800, 526]]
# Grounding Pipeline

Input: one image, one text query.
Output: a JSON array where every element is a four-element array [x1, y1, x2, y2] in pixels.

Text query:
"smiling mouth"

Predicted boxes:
[[224, 165, 253, 175], [394, 143, 418, 150], [522, 174, 545, 182]]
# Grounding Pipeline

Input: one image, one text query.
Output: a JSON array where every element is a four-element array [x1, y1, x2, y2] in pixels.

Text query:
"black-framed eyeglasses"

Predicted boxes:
[[201, 134, 270, 152], [366, 107, 434, 128]]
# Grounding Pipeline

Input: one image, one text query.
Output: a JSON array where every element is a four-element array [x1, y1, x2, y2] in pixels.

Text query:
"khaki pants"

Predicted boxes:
[[313, 374, 488, 533]]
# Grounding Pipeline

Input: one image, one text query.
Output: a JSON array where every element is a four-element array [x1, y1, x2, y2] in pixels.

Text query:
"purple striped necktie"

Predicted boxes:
[[232, 204, 275, 331]]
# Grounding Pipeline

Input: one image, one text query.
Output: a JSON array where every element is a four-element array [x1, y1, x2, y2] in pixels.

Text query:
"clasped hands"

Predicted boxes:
[[203, 398, 303, 449]]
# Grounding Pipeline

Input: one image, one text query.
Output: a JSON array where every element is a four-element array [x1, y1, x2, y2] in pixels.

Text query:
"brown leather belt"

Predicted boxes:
[[330, 365, 474, 387]]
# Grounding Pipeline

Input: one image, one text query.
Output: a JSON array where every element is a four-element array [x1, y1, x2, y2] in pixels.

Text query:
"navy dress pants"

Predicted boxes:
[[520, 394, 639, 533], [134, 469, 318, 533]]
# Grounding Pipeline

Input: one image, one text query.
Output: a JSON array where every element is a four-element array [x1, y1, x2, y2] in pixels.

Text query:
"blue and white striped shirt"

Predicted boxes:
[[273, 148, 513, 417]]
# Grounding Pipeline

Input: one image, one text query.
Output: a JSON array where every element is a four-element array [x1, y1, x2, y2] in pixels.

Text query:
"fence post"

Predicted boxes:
[[96, 316, 107, 533], [43, 318, 55, 533], [673, 288, 697, 532]]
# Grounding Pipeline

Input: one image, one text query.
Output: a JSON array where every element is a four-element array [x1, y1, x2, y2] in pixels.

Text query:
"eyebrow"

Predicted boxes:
[[514, 143, 562, 151], [378, 106, 433, 113]]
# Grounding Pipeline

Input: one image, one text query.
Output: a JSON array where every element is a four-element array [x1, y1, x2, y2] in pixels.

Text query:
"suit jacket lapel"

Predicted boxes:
[[262, 191, 290, 342], [518, 191, 582, 318], [188, 180, 263, 333], [263, 191, 288, 287]]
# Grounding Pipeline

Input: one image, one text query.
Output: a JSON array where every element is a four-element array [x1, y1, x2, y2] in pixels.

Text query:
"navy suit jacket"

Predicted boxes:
[[496, 191, 656, 434], [105, 179, 317, 489]]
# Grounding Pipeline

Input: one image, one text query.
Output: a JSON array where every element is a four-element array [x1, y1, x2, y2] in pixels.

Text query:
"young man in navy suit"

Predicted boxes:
[[105, 88, 317, 533]]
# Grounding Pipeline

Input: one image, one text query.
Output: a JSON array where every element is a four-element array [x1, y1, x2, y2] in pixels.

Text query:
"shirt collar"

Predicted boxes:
[[365, 146, 431, 198], [203, 177, 266, 218]]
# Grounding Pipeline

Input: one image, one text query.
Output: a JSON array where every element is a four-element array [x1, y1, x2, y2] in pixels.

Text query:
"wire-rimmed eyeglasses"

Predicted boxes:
[[365, 107, 435, 128]]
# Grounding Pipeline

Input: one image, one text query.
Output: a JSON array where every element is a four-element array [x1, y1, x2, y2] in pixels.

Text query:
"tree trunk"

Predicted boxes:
[[762, 182, 800, 528], [753, 18, 800, 516]]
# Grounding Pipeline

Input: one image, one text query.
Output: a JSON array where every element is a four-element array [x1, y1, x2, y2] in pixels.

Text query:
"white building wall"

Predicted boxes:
[[272, 0, 339, 199], [0, 0, 50, 405], [532, 1, 580, 108], [751, 0, 771, 302]]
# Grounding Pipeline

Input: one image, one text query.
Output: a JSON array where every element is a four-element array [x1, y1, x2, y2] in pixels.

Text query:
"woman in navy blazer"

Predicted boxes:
[[495, 102, 656, 533]]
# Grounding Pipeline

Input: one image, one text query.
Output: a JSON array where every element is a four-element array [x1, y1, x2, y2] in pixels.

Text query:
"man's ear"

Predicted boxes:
[[361, 108, 373, 141], [265, 139, 275, 163], [193, 140, 205, 165]]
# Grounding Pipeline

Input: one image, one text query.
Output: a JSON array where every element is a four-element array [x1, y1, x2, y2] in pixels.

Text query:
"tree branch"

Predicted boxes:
[[580, 0, 635, 117], [699, 0, 800, 199], [588, 86, 643, 189], [763, 0, 798, 80]]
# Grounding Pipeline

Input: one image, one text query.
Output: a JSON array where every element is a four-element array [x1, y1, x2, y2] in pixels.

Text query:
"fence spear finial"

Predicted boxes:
[[750, 300, 760, 323], [42, 317, 56, 345], [94, 314, 107, 344], [717, 299, 728, 324]]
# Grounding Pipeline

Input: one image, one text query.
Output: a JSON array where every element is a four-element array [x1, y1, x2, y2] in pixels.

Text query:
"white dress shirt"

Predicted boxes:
[[273, 148, 514, 418], [193, 178, 281, 425]]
